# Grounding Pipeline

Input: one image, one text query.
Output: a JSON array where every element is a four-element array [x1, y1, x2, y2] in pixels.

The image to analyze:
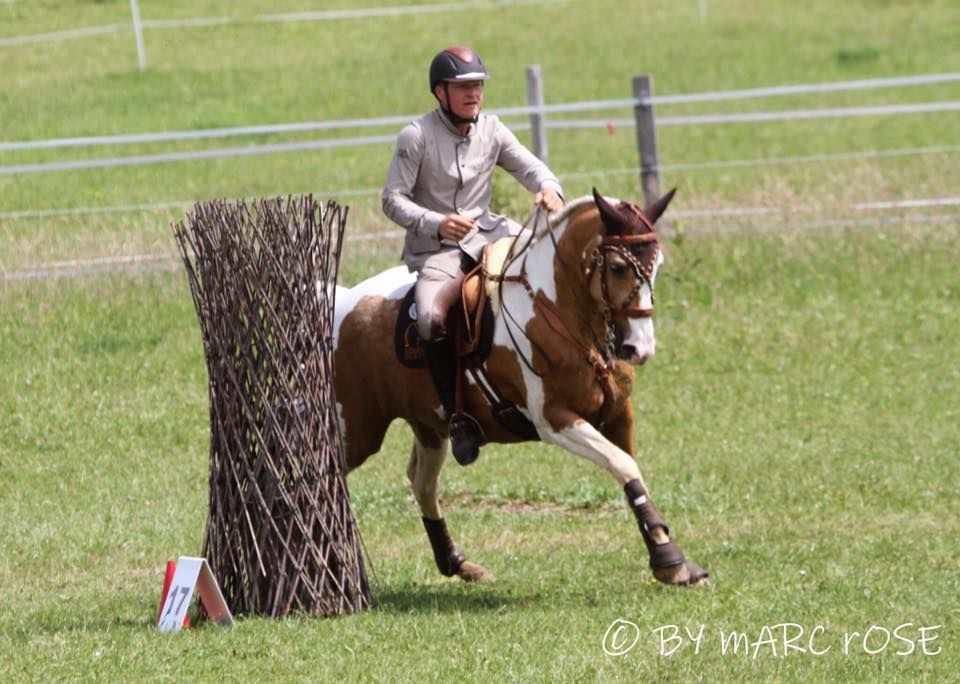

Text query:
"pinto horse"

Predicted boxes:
[[332, 188, 707, 586]]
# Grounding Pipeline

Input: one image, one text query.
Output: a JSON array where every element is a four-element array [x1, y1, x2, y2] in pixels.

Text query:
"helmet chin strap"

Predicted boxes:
[[440, 83, 479, 125]]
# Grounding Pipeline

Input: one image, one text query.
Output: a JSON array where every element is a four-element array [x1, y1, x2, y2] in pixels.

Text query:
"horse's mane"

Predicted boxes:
[[532, 194, 605, 239]]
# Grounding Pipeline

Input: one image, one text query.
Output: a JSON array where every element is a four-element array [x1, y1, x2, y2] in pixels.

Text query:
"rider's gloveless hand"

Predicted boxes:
[[535, 189, 564, 213], [438, 213, 476, 241]]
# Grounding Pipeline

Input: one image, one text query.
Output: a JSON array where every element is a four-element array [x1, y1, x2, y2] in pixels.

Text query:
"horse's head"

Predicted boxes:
[[586, 187, 674, 365]]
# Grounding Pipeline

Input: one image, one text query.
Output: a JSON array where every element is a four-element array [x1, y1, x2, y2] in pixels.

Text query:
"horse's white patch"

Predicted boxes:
[[522, 196, 599, 306], [331, 265, 415, 347], [545, 420, 642, 486], [331, 266, 415, 446], [334, 399, 348, 452], [619, 250, 664, 364]]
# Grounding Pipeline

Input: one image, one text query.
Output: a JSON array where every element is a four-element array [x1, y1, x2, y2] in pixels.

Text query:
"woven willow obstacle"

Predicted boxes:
[[173, 196, 370, 618]]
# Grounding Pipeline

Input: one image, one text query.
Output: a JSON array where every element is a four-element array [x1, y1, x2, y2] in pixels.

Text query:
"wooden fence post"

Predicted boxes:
[[633, 74, 661, 206], [526, 65, 548, 163]]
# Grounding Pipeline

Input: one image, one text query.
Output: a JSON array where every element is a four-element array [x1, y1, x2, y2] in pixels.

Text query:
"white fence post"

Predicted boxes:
[[633, 74, 661, 205], [526, 65, 548, 163], [130, 0, 147, 71]]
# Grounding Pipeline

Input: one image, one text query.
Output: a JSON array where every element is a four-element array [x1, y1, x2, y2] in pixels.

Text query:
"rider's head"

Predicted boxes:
[[429, 46, 488, 125]]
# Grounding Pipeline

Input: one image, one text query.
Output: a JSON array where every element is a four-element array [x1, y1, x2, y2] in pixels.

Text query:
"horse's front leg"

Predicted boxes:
[[407, 425, 493, 582], [539, 411, 708, 586]]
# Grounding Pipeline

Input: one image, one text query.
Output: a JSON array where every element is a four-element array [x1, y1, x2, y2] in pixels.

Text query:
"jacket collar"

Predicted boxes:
[[435, 108, 476, 138]]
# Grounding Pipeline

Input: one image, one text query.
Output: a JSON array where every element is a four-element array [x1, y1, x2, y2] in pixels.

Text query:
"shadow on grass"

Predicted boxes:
[[18, 616, 155, 637], [371, 583, 540, 615], [15, 588, 538, 635]]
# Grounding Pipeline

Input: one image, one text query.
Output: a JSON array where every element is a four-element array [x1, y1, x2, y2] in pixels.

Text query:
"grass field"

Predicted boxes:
[[2, 1, 959, 681]]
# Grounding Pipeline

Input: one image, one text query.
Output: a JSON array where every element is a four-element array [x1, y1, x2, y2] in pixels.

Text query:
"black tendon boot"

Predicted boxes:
[[422, 339, 485, 465]]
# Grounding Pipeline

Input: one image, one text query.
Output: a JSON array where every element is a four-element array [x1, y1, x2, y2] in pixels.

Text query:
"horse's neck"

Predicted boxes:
[[520, 229, 562, 303], [499, 215, 605, 346]]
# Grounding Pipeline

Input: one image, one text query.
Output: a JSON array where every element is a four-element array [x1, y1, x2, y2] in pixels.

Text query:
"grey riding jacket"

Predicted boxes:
[[382, 109, 563, 272]]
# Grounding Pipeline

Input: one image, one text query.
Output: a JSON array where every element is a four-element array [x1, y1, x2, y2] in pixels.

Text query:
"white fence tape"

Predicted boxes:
[[3, 99, 957, 177], [4, 145, 960, 222], [5, 205, 958, 282], [4, 72, 960, 154], [0, 135, 397, 176], [0, 0, 569, 47]]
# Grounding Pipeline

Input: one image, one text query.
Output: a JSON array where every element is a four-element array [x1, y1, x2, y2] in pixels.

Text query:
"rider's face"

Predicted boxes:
[[437, 80, 485, 119]]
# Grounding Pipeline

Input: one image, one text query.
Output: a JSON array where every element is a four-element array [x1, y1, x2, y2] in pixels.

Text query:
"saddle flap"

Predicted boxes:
[[394, 284, 426, 368], [460, 261, 486, 353], [482, 237, 517, 316], [393, 268, 494, 368]]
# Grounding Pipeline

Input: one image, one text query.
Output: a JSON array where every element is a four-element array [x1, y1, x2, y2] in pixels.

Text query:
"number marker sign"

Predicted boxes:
[[157, 556, 234, 632]]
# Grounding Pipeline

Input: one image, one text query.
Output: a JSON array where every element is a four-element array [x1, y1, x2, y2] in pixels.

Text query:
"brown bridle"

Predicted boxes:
[[585, 218, 660, 320]]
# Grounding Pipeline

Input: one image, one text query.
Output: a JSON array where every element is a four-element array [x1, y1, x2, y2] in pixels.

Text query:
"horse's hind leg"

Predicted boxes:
[[407, 424, 493, 582]]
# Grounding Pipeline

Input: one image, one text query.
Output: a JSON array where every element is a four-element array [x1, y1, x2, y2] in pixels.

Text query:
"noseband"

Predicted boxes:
[[586, 219, 660, 320]]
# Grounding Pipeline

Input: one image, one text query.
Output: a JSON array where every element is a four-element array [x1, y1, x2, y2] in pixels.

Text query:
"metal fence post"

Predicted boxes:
[[633, 74, 661, 205], [526, 65, 548, 163]]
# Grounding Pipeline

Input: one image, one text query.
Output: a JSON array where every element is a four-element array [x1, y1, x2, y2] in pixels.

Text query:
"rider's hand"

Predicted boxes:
[[534, 189, 564, 213], [438, 213, 476, 241]]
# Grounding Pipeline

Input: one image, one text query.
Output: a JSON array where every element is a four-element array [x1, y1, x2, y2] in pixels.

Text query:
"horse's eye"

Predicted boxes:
[[609, 262, 627, 276]]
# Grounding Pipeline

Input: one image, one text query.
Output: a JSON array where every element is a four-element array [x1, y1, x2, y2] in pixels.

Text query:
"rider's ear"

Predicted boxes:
[[643, 187, 677, 225]]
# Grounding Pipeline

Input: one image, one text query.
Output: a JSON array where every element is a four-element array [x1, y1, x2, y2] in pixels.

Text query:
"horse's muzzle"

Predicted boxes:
[[619, 344, 651, 365], [612, 319, 655, 365]]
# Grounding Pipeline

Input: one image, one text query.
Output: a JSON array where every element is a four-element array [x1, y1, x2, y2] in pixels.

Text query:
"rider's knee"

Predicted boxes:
[[416, 265, 467, 341], [417, 304, 447, 341]]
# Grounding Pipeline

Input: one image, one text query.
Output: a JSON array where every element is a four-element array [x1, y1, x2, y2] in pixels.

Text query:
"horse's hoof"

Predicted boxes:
[[457, 560, 494, 582], [653, 561, 709, 587]]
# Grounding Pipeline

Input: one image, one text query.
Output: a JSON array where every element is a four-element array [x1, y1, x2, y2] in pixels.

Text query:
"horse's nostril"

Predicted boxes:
[[619, 344, 651, 365]]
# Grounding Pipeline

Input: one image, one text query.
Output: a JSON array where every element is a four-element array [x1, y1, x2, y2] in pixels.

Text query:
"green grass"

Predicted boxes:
[[2, 0, 960, 681], [2, 0, 960, 227], [2, 218, 958, 682]]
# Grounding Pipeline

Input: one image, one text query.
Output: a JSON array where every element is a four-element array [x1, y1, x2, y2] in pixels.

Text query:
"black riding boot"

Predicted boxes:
[[422, 339, 485, 466]]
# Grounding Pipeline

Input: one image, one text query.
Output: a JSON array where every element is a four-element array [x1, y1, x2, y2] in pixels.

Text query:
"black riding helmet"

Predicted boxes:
[[429, 46, 489, 125], [428, 46, 489, 93]]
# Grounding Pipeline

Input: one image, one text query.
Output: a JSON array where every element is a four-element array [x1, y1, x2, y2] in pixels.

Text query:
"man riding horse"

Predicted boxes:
[[382, 46, 564, 466]]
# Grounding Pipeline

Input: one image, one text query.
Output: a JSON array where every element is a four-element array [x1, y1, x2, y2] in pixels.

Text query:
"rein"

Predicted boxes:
[[497, 242, 613, 383], [491, 204, 656, 385], [493, 206, 551, 378]]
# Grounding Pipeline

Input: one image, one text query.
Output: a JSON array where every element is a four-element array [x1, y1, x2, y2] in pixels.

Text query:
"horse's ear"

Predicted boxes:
[[592, 187, 627, 235], [643, 187, 677, 225]]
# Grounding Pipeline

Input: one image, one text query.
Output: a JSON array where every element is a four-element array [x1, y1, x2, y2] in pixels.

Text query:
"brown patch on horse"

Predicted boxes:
[[592, 187, 662, 286], [337, 296, 535, 470], [463, 344, 534, 444], [335, 295, 449, 470]]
